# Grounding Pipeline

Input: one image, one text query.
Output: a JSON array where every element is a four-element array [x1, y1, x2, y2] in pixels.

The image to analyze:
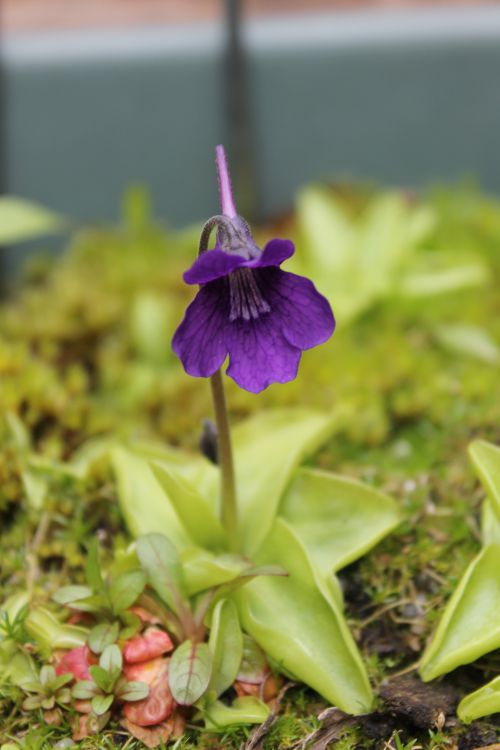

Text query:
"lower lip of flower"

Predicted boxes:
[[228, 268, 271, 322]]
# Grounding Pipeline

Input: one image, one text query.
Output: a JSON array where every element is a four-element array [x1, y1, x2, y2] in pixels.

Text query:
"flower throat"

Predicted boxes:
[[228, 268, 271, 322]]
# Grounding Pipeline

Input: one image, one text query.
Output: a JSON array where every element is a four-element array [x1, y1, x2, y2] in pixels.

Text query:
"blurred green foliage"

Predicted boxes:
[[0, 197, 66, 245]]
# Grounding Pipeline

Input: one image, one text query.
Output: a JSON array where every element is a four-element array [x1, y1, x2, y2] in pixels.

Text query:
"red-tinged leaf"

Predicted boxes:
[[124, 656, 163, 684], [262, 674, 282, 703], [43, 708, 62, 726], [72, 714, 93, 741], [129, 606, 161, 625], [121, 717, 174, 748], [234, 681, 260, 698], [123, 659, 175, 727], [54, 645, 96, 681], [73, 699, 92, 714], [67, 611, 94, 626], [124, 628, 174, 664], [172, 710, 186, 738], [168, 640, 212, 706], [234, 674, 282, 702]]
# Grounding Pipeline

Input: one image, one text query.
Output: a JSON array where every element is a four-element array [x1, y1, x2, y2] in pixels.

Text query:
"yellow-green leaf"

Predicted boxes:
[[132, 440, 217, 498], [434, 325, 500, 365], [208, 599, 243, 698], [0, 197, 66, 245], [481, 500, 500, 545], [279, 468, 400, 574], [295, 184, 354, 274], [204, 696, 270, 729], [469, 440, 500, 521], [151, 461, 226, 550], [206, 410, 339, 557], [236, 518, 372, 714], [136, 533, 185, 609], [112, 448, 190, 547], [180, 548, 243, 597], [399, 261, 489, 297], [109, 570, 146, 613], [25, 608, 87, 656], [458, 676, 500, 723], [419, 544, 500, 681]]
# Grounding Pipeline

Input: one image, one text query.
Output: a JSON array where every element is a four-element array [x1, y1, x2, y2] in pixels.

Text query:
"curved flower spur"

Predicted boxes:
[[172, 145, 335, 394]]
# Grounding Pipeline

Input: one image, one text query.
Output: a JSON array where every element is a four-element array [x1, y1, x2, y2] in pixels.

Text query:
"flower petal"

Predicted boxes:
[[261, 269, 335, 350], [183, 249, 247, 285], [184, 239, 294, 285], [249, 239, 295, 269], [225, 315, 301, 393], [172, 281, 229, 378]]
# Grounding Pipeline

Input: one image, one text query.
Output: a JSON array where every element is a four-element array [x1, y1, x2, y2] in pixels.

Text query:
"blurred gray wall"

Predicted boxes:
[[2, 6, 500, 228]]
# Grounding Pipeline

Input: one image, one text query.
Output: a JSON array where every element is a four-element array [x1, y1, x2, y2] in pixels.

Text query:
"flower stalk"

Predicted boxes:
[[174, 143, 335, 545], [205, 146, 239, 551], [209, 370, 238, 552]]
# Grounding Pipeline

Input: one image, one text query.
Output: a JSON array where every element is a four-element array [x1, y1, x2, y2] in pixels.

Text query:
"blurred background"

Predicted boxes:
[[5, 0, 495, 31], [2, 0, 500, 232]]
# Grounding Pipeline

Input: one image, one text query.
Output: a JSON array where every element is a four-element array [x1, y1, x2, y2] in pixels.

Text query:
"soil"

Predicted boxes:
[[379, 676, 457, 729]]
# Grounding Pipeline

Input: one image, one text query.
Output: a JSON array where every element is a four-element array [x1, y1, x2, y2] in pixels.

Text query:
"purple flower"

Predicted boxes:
[[172, 146, 335, 394]]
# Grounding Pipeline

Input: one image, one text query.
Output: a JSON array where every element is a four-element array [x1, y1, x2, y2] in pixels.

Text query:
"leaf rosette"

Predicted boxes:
[[113, 408, 400, 715]]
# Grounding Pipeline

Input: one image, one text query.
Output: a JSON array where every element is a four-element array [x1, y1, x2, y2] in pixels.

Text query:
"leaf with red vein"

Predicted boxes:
[[168, 640, 212, 706]]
